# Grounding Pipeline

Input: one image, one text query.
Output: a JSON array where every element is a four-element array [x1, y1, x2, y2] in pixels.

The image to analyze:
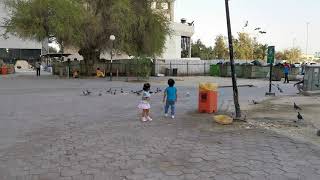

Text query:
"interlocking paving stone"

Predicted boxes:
[[0, 79, 320, 180]]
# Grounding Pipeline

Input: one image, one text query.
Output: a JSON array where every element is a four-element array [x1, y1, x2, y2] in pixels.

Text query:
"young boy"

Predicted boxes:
[[163, 79, 177, 119]]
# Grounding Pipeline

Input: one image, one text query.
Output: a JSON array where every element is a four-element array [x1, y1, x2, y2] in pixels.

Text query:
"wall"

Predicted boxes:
[[154, 59, 222, 76]]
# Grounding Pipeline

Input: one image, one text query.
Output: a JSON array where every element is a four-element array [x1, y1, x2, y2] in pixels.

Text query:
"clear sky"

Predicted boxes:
[[175, 0, 320, 55]]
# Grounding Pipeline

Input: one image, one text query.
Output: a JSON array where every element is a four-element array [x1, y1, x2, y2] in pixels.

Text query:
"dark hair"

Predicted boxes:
[[168, 79, 175, 87], [143, 83, 151, 91], [97, 68, 100, 70]]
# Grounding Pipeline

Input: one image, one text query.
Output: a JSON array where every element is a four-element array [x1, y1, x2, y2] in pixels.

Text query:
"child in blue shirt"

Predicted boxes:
[[163, 79, 177, 119]]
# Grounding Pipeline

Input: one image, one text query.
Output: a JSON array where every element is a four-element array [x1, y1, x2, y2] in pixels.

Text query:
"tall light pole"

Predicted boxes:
[[109, 35, 116, 81], [225, 0, 241, 119], [305, 22, 310, 60]]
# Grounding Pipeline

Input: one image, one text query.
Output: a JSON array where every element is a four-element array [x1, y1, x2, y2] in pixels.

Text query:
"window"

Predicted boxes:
[[181, 36, 191, 58]]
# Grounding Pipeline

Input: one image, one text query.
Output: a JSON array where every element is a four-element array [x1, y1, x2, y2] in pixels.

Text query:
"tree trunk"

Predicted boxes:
[[79, 48, 100, 76]]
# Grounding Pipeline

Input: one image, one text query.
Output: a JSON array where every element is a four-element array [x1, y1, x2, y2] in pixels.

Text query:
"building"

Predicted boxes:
[[315, 52, 320, 60], [151, 0, 195, 59]]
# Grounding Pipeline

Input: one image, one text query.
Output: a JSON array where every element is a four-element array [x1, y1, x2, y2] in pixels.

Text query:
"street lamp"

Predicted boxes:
[[109, 35, 116, 81]]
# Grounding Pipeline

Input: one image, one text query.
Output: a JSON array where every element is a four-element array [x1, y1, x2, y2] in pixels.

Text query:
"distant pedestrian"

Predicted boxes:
[[283, 62, 290, 83], [35, 61, 41, 76], [163, 79, 177, 119], [138, 83, 152, 122]]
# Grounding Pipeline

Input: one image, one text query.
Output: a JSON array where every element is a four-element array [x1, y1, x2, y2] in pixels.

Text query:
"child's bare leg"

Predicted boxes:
[[146, 109, 152, 121]]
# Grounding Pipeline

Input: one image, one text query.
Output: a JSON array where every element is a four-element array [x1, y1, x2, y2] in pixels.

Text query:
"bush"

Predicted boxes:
[[129, 57, 152, 80]]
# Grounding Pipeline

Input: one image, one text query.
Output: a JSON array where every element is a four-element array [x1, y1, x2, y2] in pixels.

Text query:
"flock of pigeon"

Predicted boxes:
[[82, 87, 163, 97]]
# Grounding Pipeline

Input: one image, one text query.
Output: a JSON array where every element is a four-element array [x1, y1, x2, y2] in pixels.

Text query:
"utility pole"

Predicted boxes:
[[224, 0, 241, 118], [306, 22, 310, 60]]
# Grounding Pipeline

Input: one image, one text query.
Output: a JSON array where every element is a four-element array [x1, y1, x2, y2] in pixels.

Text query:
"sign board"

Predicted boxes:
[[267, 46, 275, 64]]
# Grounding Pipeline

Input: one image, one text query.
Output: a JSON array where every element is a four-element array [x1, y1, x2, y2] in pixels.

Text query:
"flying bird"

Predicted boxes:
[[259, 31, 267, 34], [254, 27, 261, 31], [244, 21, 248, 27], [294, 102, 302, 111]]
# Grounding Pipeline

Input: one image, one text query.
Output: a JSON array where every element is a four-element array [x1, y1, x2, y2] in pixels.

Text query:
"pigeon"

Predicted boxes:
[[98, 92, 102, 96], [297, 112, 303, 121], [294, 102, 302, 110], [83, 90, 91, 96], [252, 100, 259, 105], [113, 90, 117, 95], [82, 91, 88, 96], [120, 88, 124, 93], [106, 88, 112, 93], [315, 84, 320, 88]]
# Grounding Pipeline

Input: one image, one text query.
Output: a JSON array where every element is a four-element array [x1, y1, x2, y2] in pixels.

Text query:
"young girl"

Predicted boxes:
[[138, 83, 153, 122]]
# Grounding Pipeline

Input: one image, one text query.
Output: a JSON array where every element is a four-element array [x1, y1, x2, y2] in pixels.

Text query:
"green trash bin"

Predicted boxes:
[[210, 64, 220, 76]]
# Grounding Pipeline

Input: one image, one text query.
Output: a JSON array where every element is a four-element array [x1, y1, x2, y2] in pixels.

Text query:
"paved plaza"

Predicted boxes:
[[0, 73, 320, 180]]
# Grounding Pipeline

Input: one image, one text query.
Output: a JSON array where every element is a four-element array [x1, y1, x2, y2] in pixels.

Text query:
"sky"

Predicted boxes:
[[175, 0, 320, 55]]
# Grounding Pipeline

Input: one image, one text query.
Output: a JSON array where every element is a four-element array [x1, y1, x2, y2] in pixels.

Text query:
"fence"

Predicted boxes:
[[154, 59, 222, 76], [154, 62, 212, 76]]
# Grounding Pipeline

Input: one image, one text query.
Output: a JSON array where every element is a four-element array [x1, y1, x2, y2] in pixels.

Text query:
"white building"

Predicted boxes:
[[151, 0, 195, 59]]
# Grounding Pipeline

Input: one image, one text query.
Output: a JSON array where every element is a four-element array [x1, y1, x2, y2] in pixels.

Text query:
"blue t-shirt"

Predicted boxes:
[[166, 87, 177, 101], [284, 66, 290, 74]]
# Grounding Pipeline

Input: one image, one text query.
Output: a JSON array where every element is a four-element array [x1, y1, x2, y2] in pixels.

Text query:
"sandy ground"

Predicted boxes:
[[246, 95, 320, 146]]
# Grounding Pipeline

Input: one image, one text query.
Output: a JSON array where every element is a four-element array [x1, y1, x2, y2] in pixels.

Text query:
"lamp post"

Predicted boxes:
[[306, 22, 310, 60], [225, 0, 241, 119], [109, 35, 116, 81]]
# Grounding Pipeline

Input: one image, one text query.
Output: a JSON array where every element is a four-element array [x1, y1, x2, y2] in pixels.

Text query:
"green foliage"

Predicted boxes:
[[191, 39, 214, 60], [213, 35, 228, 59], [129, 57, 152, 79], [4, 0, 84, 46], [276, 48, 302, 62], [234, 32, 254, 60]]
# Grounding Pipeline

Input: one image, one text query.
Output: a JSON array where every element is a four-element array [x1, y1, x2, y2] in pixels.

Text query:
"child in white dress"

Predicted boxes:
[[138, 83, 153, 122]]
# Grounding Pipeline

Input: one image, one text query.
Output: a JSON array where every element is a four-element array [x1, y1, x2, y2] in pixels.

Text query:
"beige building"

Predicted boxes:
[[151, 0, 195, 59]]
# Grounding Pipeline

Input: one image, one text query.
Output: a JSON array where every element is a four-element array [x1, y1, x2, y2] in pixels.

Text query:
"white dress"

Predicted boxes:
[[138, 91, 151, 110]]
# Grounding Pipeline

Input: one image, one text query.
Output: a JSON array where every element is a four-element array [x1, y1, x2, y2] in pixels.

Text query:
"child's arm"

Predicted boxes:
[[175, 90, 178, 102], [163, 89, 167, 103]]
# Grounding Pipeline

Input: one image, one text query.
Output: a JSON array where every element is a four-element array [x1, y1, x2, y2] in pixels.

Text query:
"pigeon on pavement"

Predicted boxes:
[[294, 102, 302, 110]]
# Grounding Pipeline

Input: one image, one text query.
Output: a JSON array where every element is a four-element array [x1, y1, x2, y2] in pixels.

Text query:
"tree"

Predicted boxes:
[[276, 48, 302, 62], [4, 0, 84, 47], [4, 0, 170, 75], [212, 35, 228, 59], [234, 32, 254, 60], [191, 39, 214, 60]]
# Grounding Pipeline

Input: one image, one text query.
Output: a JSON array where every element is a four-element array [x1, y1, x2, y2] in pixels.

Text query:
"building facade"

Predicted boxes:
[[151, 0, 194, 59]]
